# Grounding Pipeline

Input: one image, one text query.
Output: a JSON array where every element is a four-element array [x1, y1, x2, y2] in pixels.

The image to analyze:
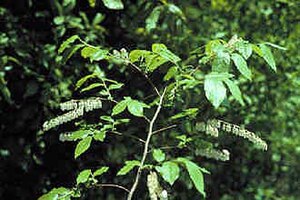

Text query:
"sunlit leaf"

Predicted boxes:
[[93, 167, 109, 177], [112, 99, 128, 116], [76, 169, 92, 185], [75, 136, 92, 159], [153, 149, 166, 162], [204, 73, 227, 108], [152, 43, 181, 63], [117, 160, 140, 176], [102, 0, 124, 10], [155, 161, 180, 185]]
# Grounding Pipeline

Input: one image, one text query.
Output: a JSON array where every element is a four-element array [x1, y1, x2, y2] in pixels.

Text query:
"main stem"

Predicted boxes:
[[127, 88, 166, 200]]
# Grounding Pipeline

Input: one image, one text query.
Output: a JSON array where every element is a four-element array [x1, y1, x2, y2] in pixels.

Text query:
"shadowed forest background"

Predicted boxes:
[[0, 0, 299, 199]]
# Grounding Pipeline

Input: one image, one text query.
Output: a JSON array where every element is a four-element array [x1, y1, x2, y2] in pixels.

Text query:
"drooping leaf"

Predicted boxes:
[[155, 161, 180, 185], [102, 0, 124, 10], [204, 73, 227, 108], [75, 136, 92, 159], [76, 169, 92, 185], [117, 160, 140, 176], [152, 43, 181, 63], [153, 149, 166, 162], [61, 44, 84, 64], [76, 74, 97, 90], [235, 41, 252, 60], [231, 53, 252, 80], [93, 130, 106, 142], [164, 66, 178, 81], [81, 83, 104, 93], [176, 158, 208, 197], [259, 44, 276, 72], [146, 6, 163, 32], [58, 35, 79, 54], [224, 79, 245, 106], [112, 99, 128, 116], [93, 167, 109, 177]]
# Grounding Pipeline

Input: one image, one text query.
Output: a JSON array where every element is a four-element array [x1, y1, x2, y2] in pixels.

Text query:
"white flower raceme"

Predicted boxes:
[[197, 148, 230, 161], [42, 97, 102, 131], [196, 119, 267, 150]]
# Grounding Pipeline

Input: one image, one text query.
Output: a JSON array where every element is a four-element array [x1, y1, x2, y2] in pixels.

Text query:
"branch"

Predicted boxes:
[[95, 183, 130, 193], [110, 131, 146, 144], [127, 88, 166, 200], [152, 124, 177, 135]]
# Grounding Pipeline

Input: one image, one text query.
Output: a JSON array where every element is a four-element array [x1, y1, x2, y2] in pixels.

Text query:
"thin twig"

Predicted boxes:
[[96, 183, 130, 193], [127, 88, 166, 200], [152, 124, 177, 135], [110, 131, 146, 144]]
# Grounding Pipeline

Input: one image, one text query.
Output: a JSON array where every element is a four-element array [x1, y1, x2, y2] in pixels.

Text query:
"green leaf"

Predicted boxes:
[[146, 54, 168, 72], [231, 53, 252, 80], [117, 160, 140, 176], [76, 169, 92, 185], [204, 73, 227, 108], [164, 66, 178, 81], [61, 44, 84, 64], [76, 74, 97, 90], [38, 187, 71, 200], [146, 6, 162, 32], [93, 167, 109, 177], [88, 0, 96, 7], [112, 99, 128, 116], [152, 43, 181, 63], [81, 46, 108, 62], [81, 83, 104, 93], [127, 100, 148, 117], [176, 158, 206, 197], [64, 130, 92, 141], [259, 44, 276, 72], [58, 35, 79, 54], [108, 83, 124, 90], [93, 130, 106, 142], [155, 161, 180, 185], [251, 44, 263, 57], [263, 42, 287, 51], [224, 79, 245, 106], [75, 136, 92, 159], [171, 108, 199, 120], [212, 51, 230, 72], [129, 50, 151, 63], [153, 149, 166, 162], [102, 0, 124, 10], [235, 41, 252, 60]]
